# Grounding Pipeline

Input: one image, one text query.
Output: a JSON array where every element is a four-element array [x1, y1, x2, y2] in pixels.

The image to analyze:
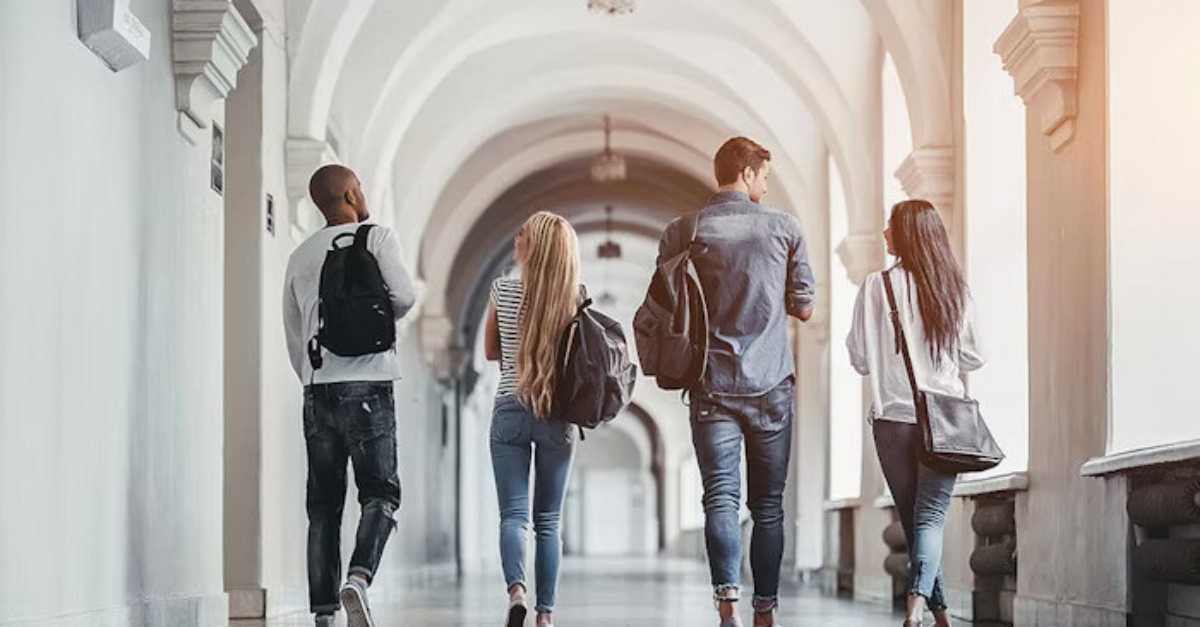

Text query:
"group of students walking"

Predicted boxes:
[[282, 135, 988, 627]]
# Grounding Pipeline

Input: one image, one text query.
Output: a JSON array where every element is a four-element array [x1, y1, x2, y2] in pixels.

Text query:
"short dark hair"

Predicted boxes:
[[308, 164, 357, 212], [713, 137, 771, 185]]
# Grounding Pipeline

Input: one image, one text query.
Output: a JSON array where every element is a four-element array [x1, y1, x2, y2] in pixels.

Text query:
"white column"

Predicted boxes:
[[792, 147, 831, 574]]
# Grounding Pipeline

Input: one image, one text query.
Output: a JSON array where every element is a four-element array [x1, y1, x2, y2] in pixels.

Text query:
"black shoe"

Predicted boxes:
[[506, 595, 528, 627]]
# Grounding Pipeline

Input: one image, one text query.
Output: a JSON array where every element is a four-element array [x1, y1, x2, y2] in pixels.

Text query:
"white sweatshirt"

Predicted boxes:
[[846, 265, 985, 424], [283, 222, 416, 385]]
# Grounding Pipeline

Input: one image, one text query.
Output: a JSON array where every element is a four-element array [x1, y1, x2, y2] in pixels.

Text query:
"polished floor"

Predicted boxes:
[[245, 558, 901, 627]]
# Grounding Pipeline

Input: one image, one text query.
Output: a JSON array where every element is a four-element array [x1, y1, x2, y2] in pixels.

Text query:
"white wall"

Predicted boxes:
[[962, 0, 1028, 475], [829, 159, 863, 501], [0, 1, 227, 622], [1107, 1, 1200, 453]]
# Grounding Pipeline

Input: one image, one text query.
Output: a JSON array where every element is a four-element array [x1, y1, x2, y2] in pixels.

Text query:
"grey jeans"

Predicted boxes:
[[873, 420, 957, 611]]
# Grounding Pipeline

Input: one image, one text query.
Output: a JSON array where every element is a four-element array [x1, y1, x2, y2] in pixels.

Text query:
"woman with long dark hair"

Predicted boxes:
[[847, 199, 985, 627]]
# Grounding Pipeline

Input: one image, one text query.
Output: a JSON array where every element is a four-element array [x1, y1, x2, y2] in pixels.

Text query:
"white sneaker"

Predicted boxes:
[[340, 576, 375, 627]]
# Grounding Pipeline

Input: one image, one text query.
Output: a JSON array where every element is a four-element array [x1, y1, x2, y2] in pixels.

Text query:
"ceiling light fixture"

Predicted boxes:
[[589, 115, 627, 183], [597, 205, 622, 259], [588, 0, 636, 16]]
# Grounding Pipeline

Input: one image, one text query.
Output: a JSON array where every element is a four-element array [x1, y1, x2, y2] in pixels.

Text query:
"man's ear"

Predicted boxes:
[[741, 166, 754, 185], [344, 188, 357, 208]]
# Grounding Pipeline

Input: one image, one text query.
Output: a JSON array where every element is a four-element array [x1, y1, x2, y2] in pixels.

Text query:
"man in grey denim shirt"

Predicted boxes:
[[657, 137, 814, 627]]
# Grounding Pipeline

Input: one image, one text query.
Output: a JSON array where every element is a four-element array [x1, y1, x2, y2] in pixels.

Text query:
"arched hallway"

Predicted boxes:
[[3, 1, 1200, 626]]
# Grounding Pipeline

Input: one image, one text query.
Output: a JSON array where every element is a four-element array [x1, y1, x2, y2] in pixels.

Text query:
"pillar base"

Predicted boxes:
[[1013, 595, 1127, 627], [15, 592, 228, 627]]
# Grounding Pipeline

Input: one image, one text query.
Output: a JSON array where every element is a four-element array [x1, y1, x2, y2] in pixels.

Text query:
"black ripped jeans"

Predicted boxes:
[[303, 381, 401, 615]]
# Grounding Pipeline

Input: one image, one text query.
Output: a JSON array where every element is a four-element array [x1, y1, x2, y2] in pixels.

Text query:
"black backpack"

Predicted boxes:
[[632, 213, 709, 390], [553, 294, 637, 437], [306, 224, 395, 371]]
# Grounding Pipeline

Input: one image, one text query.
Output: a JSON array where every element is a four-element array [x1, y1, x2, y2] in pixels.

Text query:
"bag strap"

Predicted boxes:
[[672, 212, 701, 257], [352, 223, 374, 249], [685, 211, 700, 246], [882, 269, 921, 404]]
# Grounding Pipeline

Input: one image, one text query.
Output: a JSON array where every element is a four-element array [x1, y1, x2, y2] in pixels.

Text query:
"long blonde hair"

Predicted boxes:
[[516, 212, 581, 418]]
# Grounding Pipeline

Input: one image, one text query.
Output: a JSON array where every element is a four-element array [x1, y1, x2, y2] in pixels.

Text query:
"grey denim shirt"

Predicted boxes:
[[656, 191, 817, 396]]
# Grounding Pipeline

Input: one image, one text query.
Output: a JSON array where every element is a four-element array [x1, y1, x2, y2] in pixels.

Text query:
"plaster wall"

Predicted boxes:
[[1107, 0, 1200, 454], [0, 1, 228, 623]]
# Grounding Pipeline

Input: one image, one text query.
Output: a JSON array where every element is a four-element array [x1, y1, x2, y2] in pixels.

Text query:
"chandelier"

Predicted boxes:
[[597, 205, 622, 259], [588, 0, 635, 16], [589, 115, 627, 183], [596, 205, 621, 306]]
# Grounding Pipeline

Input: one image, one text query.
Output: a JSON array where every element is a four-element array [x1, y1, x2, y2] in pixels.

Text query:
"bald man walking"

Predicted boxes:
[[283, 165, 417, 627]]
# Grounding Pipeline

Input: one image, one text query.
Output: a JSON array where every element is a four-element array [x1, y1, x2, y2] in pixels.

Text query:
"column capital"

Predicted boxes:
[[895, 145, 955, 215], [420, 314, 468, 382], [284, 137, 339, 237], [995, 0, 1080, 152], [836, 234, 885, 286], [172, 0, 257, 144]]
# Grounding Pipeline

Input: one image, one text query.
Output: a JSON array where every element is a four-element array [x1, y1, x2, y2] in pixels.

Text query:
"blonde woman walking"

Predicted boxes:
[[484, 211, 582, 627]]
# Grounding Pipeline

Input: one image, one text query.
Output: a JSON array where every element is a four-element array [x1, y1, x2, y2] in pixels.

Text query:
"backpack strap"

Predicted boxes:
[[682, 212, 701, 252], [352, 223, 375, 249]]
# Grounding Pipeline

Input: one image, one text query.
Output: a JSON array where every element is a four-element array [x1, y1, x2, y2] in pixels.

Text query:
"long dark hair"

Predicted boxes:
[[889, 199, 967, 365]]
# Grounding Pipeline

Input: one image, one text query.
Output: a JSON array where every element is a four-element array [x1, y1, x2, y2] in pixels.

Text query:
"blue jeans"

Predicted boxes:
[[303, 381, 401, 615], [689, 376, 794, 610], [490, 396, 576, 613], [873, 420, 957, 611]]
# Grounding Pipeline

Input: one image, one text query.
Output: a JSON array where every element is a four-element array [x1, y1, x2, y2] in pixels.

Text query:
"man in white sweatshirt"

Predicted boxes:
[[283, 165, 416, 627]]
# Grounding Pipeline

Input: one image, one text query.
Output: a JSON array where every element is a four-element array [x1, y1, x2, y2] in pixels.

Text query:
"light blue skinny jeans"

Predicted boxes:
[[490, 395, 576, 613], [873, 420, 957, 611]]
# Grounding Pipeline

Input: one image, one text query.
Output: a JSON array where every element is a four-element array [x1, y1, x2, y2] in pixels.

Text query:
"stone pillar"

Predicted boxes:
[[792, 149, 831, 575], [222, 34, 265, 621], [995, 1, 1129, 623]]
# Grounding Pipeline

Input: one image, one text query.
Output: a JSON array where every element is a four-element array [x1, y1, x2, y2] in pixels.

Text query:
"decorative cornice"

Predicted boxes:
[[835, 234, 885, 286], [995, 0, 1080, 152], [173, 0, 257, 144], [284, 137, 339, 237], [895, 145, 955, 214]]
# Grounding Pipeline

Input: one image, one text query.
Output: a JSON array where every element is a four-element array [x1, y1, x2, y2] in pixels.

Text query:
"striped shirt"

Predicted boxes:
[[491, 277, 525, 398]]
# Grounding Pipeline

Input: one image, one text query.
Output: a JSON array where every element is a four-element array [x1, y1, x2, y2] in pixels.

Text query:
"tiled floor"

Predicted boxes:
[[243, 557, 901, 627]]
